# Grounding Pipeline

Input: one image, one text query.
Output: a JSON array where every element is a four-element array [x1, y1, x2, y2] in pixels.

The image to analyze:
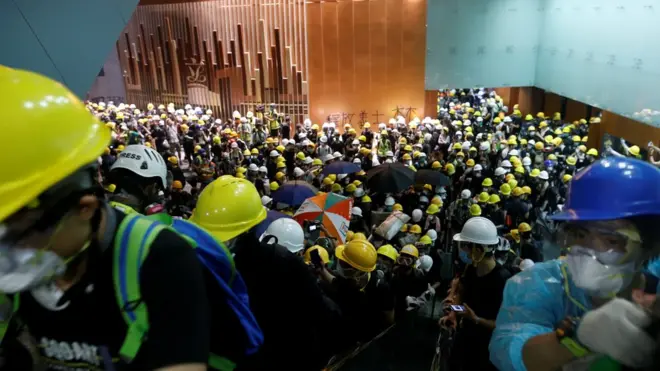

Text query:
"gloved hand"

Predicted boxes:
[[577, 298, 655, 368], [406, 296, 427, 311], [427, 283, 436, 296]]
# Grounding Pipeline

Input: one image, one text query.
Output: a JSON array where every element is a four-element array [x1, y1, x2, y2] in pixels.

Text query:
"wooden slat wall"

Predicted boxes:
[[118, 0, 309, 123], [306, 0, 427, 127]]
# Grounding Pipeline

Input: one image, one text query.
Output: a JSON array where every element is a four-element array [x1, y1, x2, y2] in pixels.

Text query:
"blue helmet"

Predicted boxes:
[[544, 159, 554, 169], [551, 157, 660, 221]]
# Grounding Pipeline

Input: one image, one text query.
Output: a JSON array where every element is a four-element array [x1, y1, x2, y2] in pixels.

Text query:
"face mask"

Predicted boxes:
[[566, 247, 636, 298], [459, 249, 472, 264], [0, 246, 67, 293], [31, 282, 69, 311]]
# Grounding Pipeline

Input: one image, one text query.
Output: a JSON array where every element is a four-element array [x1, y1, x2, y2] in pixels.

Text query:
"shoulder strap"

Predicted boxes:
[[113, 213, 168, 362]]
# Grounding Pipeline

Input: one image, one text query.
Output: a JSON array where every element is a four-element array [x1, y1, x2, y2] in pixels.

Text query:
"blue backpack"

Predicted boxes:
[[115, 212, 263, 370]]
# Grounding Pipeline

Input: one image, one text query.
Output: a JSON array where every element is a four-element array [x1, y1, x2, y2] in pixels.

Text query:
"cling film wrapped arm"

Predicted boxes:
[[489, 260, 590, 371]]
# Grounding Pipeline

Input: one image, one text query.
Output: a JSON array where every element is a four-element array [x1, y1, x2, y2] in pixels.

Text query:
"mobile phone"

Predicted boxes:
[[310, 249, 323, 268], [450, 305, 465, 312], [308, 224, 317, 231]]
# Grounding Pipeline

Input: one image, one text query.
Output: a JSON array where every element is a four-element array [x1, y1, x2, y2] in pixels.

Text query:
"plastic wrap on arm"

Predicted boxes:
[[646, 258, 660, 293], [489, 261, 585, 371]]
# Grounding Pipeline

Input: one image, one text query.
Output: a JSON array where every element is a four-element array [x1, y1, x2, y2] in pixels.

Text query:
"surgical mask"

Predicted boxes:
[[459, 249, 472, 264], [566, 246, 636, 298], [0, 248, 66, 293]]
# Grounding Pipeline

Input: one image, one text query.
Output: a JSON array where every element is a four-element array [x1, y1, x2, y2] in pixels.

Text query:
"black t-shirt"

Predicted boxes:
[[13, 209, 243, 371], [460, 263, 510, 340], [390, 269, 428, 318]]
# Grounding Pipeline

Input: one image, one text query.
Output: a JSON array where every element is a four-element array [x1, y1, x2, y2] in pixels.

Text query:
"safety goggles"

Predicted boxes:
[[397, 254, 415, 266], [560, 223, 641, 265]]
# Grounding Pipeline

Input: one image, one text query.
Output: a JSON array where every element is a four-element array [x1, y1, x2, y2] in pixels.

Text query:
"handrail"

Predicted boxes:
[[323, 325, 395, 371]]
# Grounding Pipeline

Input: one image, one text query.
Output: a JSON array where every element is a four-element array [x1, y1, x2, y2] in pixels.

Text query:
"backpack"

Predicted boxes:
[[115, 213, 263, 370]]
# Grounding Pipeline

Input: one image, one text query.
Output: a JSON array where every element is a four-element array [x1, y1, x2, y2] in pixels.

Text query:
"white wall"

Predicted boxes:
[[536, 0, 660, 127], [0, 0, 138, 98], [425, 0, 542, 89]]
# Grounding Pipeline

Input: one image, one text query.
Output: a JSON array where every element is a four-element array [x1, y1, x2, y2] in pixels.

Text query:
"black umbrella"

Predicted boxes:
[[366, 163, 416, 193], [415, 169, 451, 186]]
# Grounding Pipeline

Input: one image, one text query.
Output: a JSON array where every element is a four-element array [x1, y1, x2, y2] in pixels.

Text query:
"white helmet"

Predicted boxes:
[[411, 209, 423, 223], [426, 229, 437, 242], [509, 149, 520, 157], [386, 151, 394, 157], [351, 206, 363, 217], [354, 188, 365, 198], [473, 164, 483, 172], [231, 142, 239, 149], [384, 196, 395, 206], [462, 141, 471, 150], [248, 163, 259, 172], [261, 218, 305, 254], [323, 154, 334, 163], [479, 141, 490, 151], [110, 144, 167, 188], [258, 166, 268, 173], [522, 157, 532, 166], [372, 158, 380, 166], [304, 118, 312, 128], [419, 195, 429, 204], [453, 216, 499, 246], [303, 157, 313, 165], [353, 158, 362, 164], [495, 236, 511, 251], [320, 136, 328, 143], [289, 139, 296, 145], [282, 139, 289, 146], [385, 159, 393, 163], [337, 174, 347, 181], [270, 150, 279, 157], [333, 152, 343, 159], [293, 167, 305, 177], [501, 160, 512, 168], [418, 255, 433, 273], [494, 167, 507, 176], [528, 139, 536, 146], [463, 119, 471, 127], [538, 170, 549, 180], [461, 189, 472, 199], [261, 195, 273, 206]]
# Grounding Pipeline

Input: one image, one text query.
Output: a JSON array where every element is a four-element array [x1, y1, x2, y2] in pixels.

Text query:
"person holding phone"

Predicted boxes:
[[447, 217, 512, 371]]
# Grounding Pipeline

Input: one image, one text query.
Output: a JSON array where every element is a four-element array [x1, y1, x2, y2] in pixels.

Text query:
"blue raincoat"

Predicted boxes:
[[489, 260, 592, 371], [645, 258, 660, 293]]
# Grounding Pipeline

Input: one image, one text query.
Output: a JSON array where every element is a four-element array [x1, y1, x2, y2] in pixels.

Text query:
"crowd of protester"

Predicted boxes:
[[1, 65, 660, 371]]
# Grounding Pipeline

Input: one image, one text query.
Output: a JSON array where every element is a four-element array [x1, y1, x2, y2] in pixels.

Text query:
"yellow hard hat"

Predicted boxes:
[[482, 177, 493, 187], [514, 166, 525, 174], [581, 136, 588, 143], [466, 159, 475, 167], [520, 139, 528, 145], [547, 154, 557, 161], [251, 148, 259, 155], [552, 137, 563, 147], [469, 204, 482, 216], [304, 246, 330, 265], [270, 181, 279, 191], [363, 122, 371, 128], [168, 156, 178, 165], [587, 148, 598, 156], [409, 224, 422, 234], [508, 179, 518, 189], [452, 143, 462, 150], [628, 145, 641, 156], [331, 183, 343, 193], [566, 156, 577, 166], [402, 153, 412, 161], [528, 126, 536, 132], [445, 163, 455, 175], [537, 112, 545, 119], [0, 67, 110, 222], [562, 174, 573, 183], [404, 145, 413, 152], [505, 173, 515, 182], [522, 186, 532, 195], [361, 195, 372, 203], [532, 142, 542, 151], [431, 196, 443, 206], [393, 203, 403, 211], [456, 151, 465, 158], [313, 158, 323, 166], [426, 204, 440, 215], [399, 137, 407, 145], [400, 224, 409, 232], [512, 187, 524, 197], [190, 176, 267, 242], [488, 194, 501, 204], [525, 114, 533, 121], [194, 145, 202, 153], [359, 135, 367, 142], [172, 180, 183, 190], [418, 235, 433, 245], [336, 239, 377, 272], [105, 184, 117, 193], [530, 168, 540, 177], [377, 244, 399, 261], [500, 183, 511, 195], [327, 174, 337, 182], [243, 149, 251, 156], [116, 144, 125, 152], [311, 124, 320, 131], [276, 172, 286, 180], [345, 184, 357, 193], [353, 180, 363, 187], [276, 145, 285, 152], [518, 222, 532, 233], [507, 138, 517, 145], [401, 244, 419, 259], [478, 192, 490, 203], [346, 230, 355, 241], [432, 161, 441, 169]]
